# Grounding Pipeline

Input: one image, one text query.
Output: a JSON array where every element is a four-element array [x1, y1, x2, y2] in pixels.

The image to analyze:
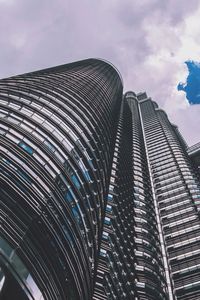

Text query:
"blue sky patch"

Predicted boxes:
[[178, 60, 200, 105]]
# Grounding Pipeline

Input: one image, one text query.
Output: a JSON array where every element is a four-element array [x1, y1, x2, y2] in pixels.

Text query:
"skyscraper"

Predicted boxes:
[[0, 59, 123, 300], [188, 142, 200, 174], [95, 91, 200, 300], [0, 59, 200, 300]]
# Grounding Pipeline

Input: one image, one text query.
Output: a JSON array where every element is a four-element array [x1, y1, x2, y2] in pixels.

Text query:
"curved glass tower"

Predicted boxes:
[[0, 59, 123, 300]]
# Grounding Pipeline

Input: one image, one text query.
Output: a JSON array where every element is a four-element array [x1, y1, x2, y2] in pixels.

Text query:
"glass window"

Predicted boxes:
[[17, 169, 32, 183], [104, 217, 111, 225], [0, 237, 44, 300], [21, 107, 33, 116], [64, 190, 73, 203], [56, 174, 68, 194], [109, 185, 114, 192], [54, 151, 65, 164], [110, 177, 115, 183], [71, 174, 81, 190], [88, 159, 94, 169], [43, 120, 54, 132], [44, 140, 56, 152], [20, 97, 31, 104], [31, 102, 42, 110], [21, 123, 33, 133], [53, 129, 64, 142], [19, 141, 34, 155], [100, 248, 107, 257], [44, 164, 56, 178], [6, 133, 20, 144], [72, 206, 81, 223], [32, 113, 44, 124], [108, 194, 113, 202], [71, 149, 80, 161], [106, 205, 112, 213], [69, 129, 78, 141], [78, 160, 91, 182], [0, 236, 13, 257], [102, 231, 109, 240], [62, 140, 73, 152], [7, 116, 20, 125], [41, 107, 52, 116], [0, 128, 6, 135], [84, 170, 91, 182]]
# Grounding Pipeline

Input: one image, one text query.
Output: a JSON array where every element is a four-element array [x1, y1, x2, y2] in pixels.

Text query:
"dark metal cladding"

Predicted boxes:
[[0, 59, 123, 300]]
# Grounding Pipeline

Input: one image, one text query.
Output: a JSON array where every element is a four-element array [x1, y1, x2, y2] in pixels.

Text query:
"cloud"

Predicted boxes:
[[0, 0, 199, 145], [0, 0, 14, 5]]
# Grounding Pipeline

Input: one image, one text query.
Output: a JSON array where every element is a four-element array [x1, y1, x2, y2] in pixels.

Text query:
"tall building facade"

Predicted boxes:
[[188, 142, 200, 175], [0, 59, 123, 300], [95, 91, 200, 300], [0, 59, 200, 300]]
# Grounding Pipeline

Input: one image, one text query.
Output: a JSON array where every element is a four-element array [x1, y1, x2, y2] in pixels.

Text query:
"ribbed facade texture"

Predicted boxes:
[[188, 142, 200, 175], [0, 59, 122, 300], [0, 59, 200, 300]]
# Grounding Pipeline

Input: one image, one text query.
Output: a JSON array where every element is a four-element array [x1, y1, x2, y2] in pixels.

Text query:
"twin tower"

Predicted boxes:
[[0, 59, 200, 300]]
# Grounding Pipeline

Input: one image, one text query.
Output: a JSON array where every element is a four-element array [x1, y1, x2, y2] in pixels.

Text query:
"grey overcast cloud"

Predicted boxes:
[[0, 0, 200, 145]]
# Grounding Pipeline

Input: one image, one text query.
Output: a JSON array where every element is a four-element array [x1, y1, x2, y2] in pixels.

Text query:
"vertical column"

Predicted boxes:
[[129, 92, 169, 300]]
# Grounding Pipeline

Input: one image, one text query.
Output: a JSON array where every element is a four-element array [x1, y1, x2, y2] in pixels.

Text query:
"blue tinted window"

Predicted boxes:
[[19, 142, 33, 155], [88, 159, 94, 168], [84, 170, 91, 181], [72, 207, 80, 223], [102, 232, 108, 240], [71, 174, 81, 189], [64, 190, 73, 203], [106, 205, 112, 213], [108, 194, 113, 201], [100, 249, 107, 257], [17, 170, 32, 183], [64, 162, 81, 189], [104, 217, 111, 225]]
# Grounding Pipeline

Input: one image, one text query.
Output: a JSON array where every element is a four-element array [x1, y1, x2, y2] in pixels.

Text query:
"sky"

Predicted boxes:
[[0, 0, 199, 146], [178, 60, 200, 105]]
